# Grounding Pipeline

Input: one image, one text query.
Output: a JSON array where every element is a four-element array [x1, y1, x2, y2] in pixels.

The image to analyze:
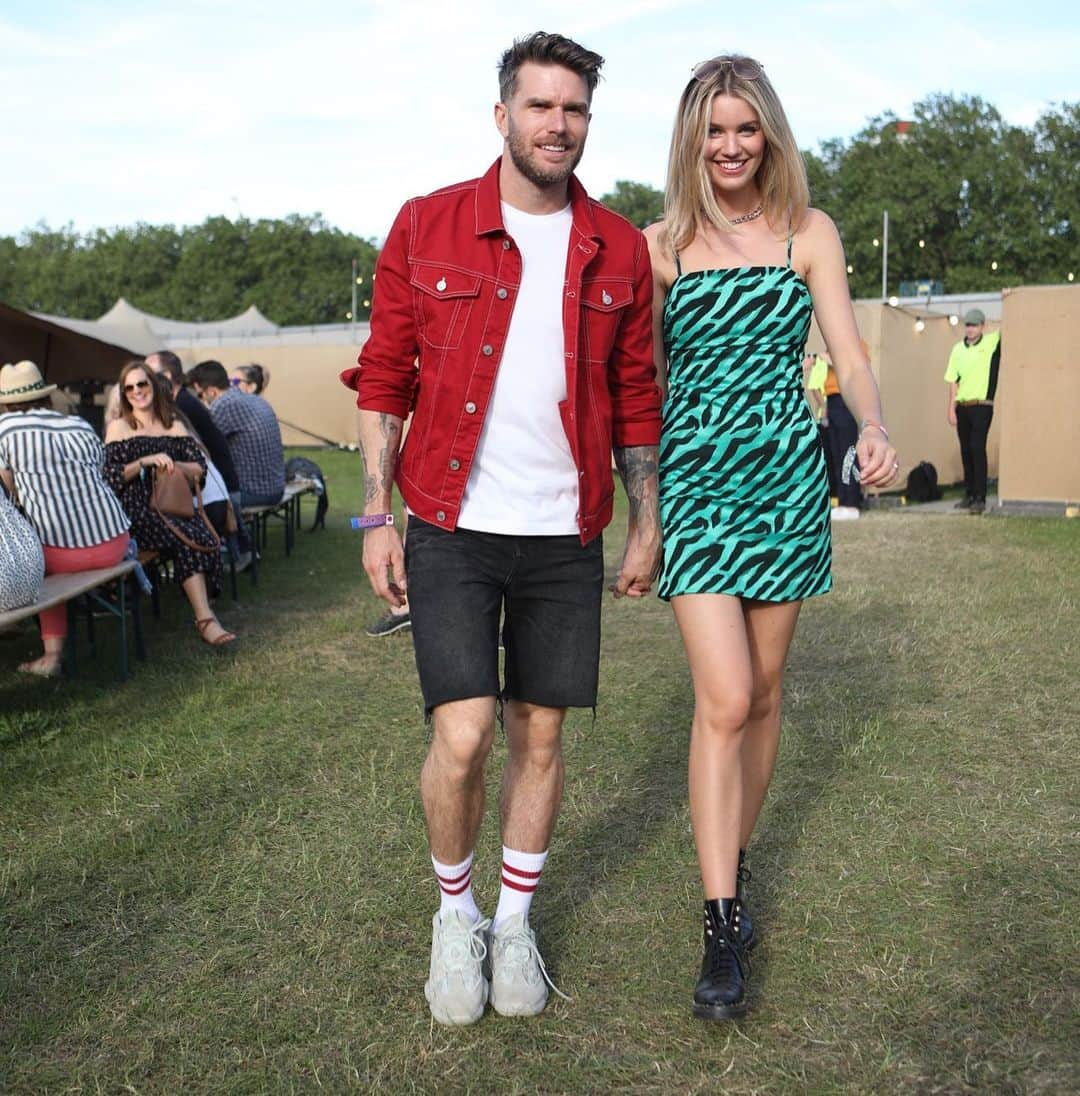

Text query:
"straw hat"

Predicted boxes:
[[0, 360, 58, 405]]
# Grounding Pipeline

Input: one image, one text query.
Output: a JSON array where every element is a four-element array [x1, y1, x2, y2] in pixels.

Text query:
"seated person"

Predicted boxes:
[[0, 361, 131, 677], [231, 364, 270, 395], [103, 360, 236, 647], [186, 360, 285, 508]]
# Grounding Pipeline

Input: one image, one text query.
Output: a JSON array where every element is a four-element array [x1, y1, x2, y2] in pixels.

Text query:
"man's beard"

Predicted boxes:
[[506, 123, 584, 188]]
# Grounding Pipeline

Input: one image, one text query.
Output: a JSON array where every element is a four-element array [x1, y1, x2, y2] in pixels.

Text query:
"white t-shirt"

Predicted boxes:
[[456, 202, 579, 535]]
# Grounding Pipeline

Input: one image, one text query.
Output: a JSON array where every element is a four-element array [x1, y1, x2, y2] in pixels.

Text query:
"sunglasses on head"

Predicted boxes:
[[692, 56, 764, 82], [123, 379, 151, 393], [230, 377, 243, 387]]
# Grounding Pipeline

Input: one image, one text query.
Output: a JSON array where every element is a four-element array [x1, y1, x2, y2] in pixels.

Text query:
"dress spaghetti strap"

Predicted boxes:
[[673, 248, 683, 277], [786, 233, 794, 266]]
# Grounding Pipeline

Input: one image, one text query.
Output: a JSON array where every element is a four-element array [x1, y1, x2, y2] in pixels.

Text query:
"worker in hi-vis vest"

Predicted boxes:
[[944, 308, 1001, 514]]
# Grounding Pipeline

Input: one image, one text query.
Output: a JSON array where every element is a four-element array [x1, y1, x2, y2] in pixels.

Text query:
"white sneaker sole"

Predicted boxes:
[[490, 982, 548, 1017]]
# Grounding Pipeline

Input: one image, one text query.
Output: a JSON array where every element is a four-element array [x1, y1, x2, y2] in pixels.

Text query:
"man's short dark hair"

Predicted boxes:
[[497, 32, 604, 104], [187, 360, 230, 391], [149, 349, 184, 384]]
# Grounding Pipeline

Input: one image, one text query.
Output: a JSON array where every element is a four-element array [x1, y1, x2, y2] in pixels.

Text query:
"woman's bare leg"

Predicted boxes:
[[182, 573, 232, 642], [738, 599, 803, 848], [672, 593, 753, 899]]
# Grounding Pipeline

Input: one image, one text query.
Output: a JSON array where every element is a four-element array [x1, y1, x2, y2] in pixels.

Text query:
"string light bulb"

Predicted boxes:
[[846, 264, 854, 274], [949, 315, 960, 326], [991, 260, 999, 271], [888, 296, 899, 307], [872, 238, 880, 247], [1069, 272, 1075, 282], [914, 318, 926, 332], [918, 239, 925, 249]]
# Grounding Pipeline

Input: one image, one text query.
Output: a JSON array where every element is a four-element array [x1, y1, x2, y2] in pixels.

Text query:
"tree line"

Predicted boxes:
[[0, 94, 1075, 324], [0, 215, 379, 326]]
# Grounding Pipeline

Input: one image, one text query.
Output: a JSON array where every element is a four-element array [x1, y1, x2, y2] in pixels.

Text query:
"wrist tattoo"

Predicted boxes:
[[614, 446, 659, 525]]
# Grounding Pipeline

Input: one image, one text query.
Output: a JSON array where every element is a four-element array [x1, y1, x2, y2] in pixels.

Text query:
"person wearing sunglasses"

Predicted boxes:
[[103, 361, 235, 646], [0, 360, 131, 676], [643, 55, 898, 1019]]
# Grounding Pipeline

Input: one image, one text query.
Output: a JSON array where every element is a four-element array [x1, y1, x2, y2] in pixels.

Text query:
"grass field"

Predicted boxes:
[[2, 449, 1077, 1094]]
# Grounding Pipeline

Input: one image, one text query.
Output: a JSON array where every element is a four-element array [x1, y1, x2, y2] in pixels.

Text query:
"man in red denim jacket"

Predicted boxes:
[[341, 32, 661, 1026]]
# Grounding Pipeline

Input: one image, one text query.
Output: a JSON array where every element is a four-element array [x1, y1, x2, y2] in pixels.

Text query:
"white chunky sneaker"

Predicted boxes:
[[424, 910, 491, 1026], [489, 914, 571, 1017]]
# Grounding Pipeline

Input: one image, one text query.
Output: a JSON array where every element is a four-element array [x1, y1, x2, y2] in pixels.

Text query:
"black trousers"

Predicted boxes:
[[826, 394, 862, 508], [956, 404, 994, 501]]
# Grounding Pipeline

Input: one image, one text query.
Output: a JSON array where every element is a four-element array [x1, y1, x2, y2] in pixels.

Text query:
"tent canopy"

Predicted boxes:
[[0, 301, 137, 388]]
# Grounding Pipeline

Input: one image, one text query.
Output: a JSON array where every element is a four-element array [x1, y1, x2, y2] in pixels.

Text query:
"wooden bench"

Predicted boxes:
[[240, 478, 319, 585], [0, 560, 146, 681]]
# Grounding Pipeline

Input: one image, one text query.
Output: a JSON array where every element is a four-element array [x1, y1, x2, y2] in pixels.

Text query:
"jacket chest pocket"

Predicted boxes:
[[411, 265, 483, 351], [580, 279, 633, 363]]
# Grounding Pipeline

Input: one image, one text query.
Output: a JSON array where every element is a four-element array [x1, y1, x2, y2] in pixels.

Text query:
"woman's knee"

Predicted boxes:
[[694, 688, 753, 737], [747, 680, 782, 725]]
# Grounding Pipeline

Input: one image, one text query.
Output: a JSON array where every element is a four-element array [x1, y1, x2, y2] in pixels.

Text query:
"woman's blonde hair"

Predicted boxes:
[[662, 56, 809, 253]]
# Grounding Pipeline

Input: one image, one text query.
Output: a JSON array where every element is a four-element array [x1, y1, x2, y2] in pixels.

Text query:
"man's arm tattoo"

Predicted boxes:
[[362, 413, 403, 505], [613, 445, 659, 526]]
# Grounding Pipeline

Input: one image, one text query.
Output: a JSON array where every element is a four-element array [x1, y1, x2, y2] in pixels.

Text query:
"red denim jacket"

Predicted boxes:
[[341, 159, 661, 544]]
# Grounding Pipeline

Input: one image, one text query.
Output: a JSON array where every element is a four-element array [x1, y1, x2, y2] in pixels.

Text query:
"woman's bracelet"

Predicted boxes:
[[859, 418, 889, 441]]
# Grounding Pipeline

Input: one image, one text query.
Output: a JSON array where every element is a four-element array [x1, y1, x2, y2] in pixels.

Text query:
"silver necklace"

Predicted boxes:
[[729, 205, 763, 225]]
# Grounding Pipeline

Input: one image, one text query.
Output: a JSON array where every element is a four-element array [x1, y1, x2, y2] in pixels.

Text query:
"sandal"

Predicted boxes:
[[195, 617, 237, 647]]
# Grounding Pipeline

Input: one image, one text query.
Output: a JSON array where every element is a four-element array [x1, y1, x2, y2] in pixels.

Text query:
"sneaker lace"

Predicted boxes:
[[499, 924, 573, 1002], [442, 916, 491, 974]]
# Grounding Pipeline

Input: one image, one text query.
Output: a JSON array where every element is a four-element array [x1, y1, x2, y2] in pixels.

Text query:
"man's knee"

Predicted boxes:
[[505, 702, 565, 764], [429, 698, 497, 776]]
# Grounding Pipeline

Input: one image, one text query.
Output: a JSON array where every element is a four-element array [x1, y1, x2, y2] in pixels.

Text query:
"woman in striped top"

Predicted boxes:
[[0, 360, 131, 677]]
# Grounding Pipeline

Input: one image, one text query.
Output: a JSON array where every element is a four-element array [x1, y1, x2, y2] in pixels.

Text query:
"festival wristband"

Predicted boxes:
[[350, 513, 395, 529]]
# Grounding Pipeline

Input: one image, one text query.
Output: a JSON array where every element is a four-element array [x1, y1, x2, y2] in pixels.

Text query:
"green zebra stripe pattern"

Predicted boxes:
[[658, 265, 831, 602]]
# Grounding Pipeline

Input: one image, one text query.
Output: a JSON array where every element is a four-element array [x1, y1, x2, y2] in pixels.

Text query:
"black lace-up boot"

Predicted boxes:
[[736, 849, 756, 951], [692, 898, 750, 1020]]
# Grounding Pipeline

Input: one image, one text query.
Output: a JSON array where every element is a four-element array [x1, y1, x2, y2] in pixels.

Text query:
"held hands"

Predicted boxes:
[[362, 525, 407, 607], [855, 426, 899, 489], [610, 526, 662, 599]]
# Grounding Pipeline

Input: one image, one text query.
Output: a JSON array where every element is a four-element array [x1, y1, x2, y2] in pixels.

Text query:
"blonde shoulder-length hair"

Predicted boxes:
[[662, 56, 809, 254]]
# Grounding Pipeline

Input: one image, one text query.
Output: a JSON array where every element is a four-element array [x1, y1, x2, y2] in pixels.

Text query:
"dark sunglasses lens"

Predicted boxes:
[[124, 380, 150, 392], [732, 59, 762, 79], [692, 56, 762, 81]]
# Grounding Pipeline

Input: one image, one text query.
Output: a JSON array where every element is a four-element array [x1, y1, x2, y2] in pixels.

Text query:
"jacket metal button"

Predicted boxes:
[[449, 459, 461, 471], [567, 290, 576, 298], [601, 290, 612, 305], [482, 345, 493, 356], [436, 510, 446, 521], [436, 277, 447, 292], [496, 287, 508, 299], [502, 240, 511, 250], [465, 401, 477, 413]]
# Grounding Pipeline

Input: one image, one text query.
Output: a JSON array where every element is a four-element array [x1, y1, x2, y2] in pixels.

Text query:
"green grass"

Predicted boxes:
[[2, 449, 1077, 1093]]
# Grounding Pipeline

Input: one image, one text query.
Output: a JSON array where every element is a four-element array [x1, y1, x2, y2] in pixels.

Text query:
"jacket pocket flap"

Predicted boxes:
[[410, 266, 482, 299], [581, 282, 633, 311]]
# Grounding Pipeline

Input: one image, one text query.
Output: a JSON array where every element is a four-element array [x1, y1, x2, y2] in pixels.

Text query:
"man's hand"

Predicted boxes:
[[610, 526, 661, 598], [947, 404, 957, 427], [362, 525, 407, 607]]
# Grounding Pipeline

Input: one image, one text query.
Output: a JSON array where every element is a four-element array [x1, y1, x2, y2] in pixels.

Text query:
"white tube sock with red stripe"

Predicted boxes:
[[432, 852, 480, 923], [493, 847, 548, 929]]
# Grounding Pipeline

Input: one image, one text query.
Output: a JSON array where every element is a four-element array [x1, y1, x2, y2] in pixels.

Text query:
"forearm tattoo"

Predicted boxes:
[[614, 445, 659, 526], [362, 413, 402, 504]]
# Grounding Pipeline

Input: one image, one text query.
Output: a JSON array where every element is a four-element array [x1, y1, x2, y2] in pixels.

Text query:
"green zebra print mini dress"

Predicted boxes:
[[657, 258, 831, 602]]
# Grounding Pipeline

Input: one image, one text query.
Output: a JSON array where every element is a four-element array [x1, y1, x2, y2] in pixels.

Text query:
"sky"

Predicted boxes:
[[3, 0, 1078, 242]]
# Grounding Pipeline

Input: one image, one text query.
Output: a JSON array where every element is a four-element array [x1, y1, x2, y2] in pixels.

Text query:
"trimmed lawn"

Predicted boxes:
[[2, 449, 1077, 1093]]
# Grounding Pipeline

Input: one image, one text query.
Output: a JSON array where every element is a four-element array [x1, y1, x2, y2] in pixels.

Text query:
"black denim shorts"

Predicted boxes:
[[404, 516, 604, 714]]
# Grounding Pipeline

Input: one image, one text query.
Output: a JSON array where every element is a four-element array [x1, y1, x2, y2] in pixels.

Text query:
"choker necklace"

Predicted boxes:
[[729, 205, 763, 225]]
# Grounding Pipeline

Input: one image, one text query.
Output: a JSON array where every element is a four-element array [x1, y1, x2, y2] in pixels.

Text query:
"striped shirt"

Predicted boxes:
[[0, 409, 129, 548]]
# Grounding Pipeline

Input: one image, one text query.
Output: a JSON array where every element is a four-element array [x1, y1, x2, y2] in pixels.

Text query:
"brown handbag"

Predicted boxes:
[[151, 465, 195, 518], [150, 466, 221, 553]]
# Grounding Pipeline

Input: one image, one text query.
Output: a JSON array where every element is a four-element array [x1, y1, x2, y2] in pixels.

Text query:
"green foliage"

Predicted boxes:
[[0, 215, 379, 325], [599, 179, 665, 228], [807, 94, 1079, 296]]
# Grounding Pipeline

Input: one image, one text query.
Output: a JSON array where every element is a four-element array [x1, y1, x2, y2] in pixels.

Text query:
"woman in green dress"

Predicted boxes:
[[644, 55, 898, 1019]]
